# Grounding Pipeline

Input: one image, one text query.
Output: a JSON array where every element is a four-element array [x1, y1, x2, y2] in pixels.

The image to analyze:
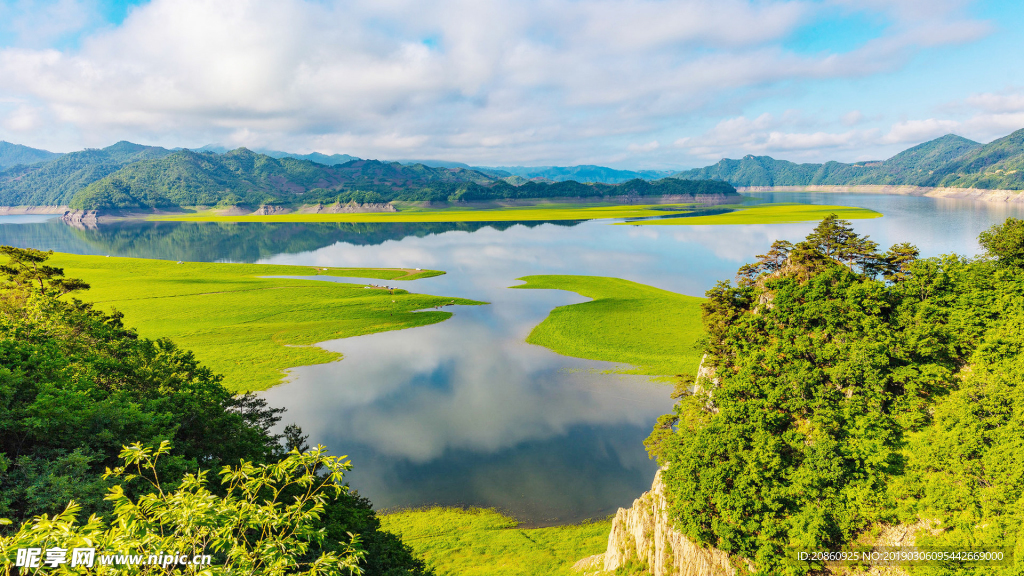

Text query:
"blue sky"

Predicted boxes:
[[0, 0, 1022, 168]]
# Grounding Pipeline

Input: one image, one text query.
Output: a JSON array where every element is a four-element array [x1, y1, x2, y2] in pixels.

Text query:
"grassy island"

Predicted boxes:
[[379, 508, 611, 576], [622, 202, 881, 225], [149, 201, 880, 226], [512, 275, 704, 377], [47, 253, 483, 391], [150, 202, 699, 223]]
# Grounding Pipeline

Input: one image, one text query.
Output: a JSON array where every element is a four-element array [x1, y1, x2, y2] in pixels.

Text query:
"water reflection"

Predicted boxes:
[[4, 193, 1024, 524], [262, 295, 670, 525], [0, 218, 583, 262]]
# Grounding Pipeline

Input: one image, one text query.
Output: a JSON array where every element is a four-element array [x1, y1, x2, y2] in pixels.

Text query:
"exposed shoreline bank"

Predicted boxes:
[[0, 205, 69, 214], [738, 184, 1024, 202]]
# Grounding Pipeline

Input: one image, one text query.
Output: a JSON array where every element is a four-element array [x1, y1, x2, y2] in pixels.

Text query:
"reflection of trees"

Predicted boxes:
[[0, 219, 584, 262]]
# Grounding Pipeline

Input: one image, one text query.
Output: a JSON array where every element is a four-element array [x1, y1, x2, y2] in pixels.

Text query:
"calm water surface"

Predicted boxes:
[[3, 193, 1023, 525]]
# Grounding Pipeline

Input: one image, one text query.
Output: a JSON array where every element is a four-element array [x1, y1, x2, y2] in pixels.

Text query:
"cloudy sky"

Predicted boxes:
[[0, 0, 1021, 168]]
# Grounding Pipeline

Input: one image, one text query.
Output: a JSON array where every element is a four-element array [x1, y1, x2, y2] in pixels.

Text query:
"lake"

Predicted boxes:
[[3, 192, 1022, 526]]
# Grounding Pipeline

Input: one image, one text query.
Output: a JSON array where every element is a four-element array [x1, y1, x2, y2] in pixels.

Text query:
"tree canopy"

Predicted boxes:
[[0, 247, 433, 576], [648, 214, 1024, 575]]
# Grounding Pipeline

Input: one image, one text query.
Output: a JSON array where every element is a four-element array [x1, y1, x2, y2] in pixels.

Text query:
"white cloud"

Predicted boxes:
[[842, 110, 864, 126], [628, 141, 660, 153], [0, 0, 997, 163], [2, 103, 41, 131], [676, 112, 884, 160], [882, 119, 961, 144]]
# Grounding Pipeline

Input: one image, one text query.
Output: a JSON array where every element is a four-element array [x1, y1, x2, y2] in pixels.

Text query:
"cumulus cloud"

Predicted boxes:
[[675, 88, 1024, 164], [676, 111, 884, 160], [0, 0, 997, 163]]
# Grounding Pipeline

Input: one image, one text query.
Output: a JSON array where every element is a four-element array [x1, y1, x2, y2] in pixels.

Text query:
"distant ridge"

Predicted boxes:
[[261, 150, 361, 166], [0, 141, 63, 170], [674, 129, 1024, 190], [480, 165, 674, 184], [193, 145, 361, 166]]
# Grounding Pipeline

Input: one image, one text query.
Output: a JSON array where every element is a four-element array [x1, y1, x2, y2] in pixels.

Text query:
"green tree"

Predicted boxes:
[[0, 246, 435, 576], [647, 217, 972, 575], [0, 246, 89, 295], [978, 216, 1024, 267], [881, 242, 919, 282], [0, 442, 365, 575], [801, 213, 880, 273]]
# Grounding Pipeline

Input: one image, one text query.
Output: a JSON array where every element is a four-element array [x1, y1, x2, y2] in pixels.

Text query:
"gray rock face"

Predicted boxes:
[[251, 204, 291, 215], [60, 210, 99, 230], [596, 469, 746, 576]]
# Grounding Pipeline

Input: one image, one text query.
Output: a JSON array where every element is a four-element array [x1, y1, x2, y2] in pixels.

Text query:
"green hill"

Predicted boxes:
[[68, 149, 513, 209], [0, 141, 172, 206], [673, 129, 1024, 189], [872, 133, 982, 183], [930, 128, 1024, 189], [0, 141, 62, 170]]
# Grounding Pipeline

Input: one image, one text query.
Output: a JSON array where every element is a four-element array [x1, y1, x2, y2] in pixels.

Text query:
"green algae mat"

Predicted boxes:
[[380, 508, 611, 576], [149, 201, 880, 225], [49, 253, 482, 392], [513, 275, 705, 377], [622, 202, 881, 225]]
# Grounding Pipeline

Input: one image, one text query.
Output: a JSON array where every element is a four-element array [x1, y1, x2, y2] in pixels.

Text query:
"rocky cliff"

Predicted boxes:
[[575, 468, 928, 576], [574, 469, 749, 576], [59, 209, 99, 230]]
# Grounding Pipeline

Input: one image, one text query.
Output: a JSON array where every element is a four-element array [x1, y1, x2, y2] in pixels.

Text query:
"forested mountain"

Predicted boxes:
[[931, 128, 1024, 189], [68, 149, 511, 209], [674, 128, 1024, 189], [0, 143, 737, 210], [0, 141, 172, 206], [0, 141, 62, 170]]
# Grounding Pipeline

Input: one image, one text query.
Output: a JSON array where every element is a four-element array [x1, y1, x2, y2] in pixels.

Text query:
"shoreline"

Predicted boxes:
[[737, 184, 1024, 203], [0, 205, 69, 214]]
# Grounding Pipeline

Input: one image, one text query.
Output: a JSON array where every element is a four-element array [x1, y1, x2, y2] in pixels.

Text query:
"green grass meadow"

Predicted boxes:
[[151, 201, 880, 227], [379, 508, 611, 576], [48, 253, 482, 392], [625, 202, 881, 225], [512, 275, 705, 377]]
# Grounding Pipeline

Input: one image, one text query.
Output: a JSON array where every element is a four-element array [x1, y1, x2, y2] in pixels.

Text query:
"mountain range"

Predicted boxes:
[[3, 126, 1022, 210], [0, 144, 734, 210], [675, 129, 1024, 190]]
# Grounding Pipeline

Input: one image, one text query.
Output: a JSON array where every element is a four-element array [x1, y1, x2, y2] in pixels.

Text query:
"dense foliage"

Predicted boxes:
[[675, 128, 1024, 190], [1, 442, 366, 575], [0, 247, 433, 575], [0, 142, 171, 206], [647, 216, 1024, 575]]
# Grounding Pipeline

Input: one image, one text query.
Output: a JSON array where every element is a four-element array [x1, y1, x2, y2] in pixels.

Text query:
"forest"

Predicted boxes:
[[646, 216, 1024, 575], [0, 246, 433, 575]]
